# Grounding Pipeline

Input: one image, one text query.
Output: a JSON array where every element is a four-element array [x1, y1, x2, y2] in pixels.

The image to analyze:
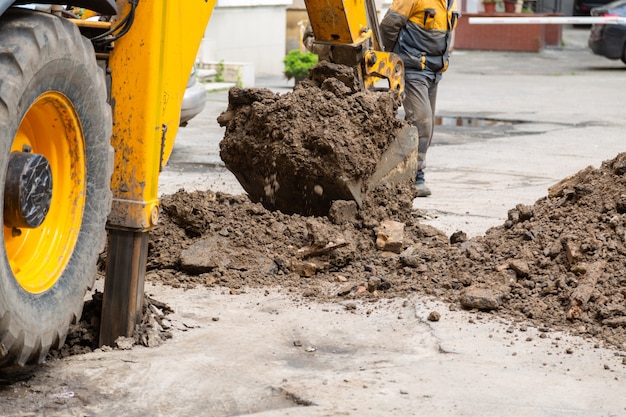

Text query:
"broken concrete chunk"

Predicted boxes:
[[180, 236, 229, 273], [459, 286, 503, 311], [291, 260, 317, 277], [180, 236, 276, 275], [306, 218, 333, 248], [449, 230, 467, 244], [146, 332, 163, 348], [337, 284, 357, 296], [328, 200, 358, 224], [508, 259, 530, 278], [567, 261, 605, 320], [543, 241, 562, 258], [563, 240, 582, 265], [114, 336, 134, 350], [399, 246, 421, 268], [509, 204, 533, 223], [548, 165, 594, 198], [305, 218, 348, 252], [602, 317, 626, 327], [375, 220, 405, 253], [427, 311, 441, 322]]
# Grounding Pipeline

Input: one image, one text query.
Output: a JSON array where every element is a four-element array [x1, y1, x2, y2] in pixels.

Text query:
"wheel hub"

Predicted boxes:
[[4, 151, 53, 229]]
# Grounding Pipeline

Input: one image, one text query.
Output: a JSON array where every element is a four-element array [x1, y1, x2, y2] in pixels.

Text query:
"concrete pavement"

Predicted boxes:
[[29, 284, 624, 417]]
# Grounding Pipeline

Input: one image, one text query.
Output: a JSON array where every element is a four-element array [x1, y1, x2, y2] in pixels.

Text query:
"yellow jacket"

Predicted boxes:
[[380, 0, 460, 78]]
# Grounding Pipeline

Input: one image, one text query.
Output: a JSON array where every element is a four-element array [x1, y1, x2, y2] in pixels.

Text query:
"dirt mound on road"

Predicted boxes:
[[47, 292, 174, 360], [147, 154, 626, 353], [218, 62, 414, 216]]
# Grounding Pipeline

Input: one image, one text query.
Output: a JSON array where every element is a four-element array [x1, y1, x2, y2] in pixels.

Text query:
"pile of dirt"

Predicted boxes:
[[218, 62, 414, 216], [47, 292, 174, 360], [53, 71, 626, 359], [146, 153, 626, 353]]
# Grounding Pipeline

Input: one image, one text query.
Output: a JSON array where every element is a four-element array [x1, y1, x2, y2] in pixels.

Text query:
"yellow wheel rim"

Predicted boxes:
[[6, 92, 86, 294]]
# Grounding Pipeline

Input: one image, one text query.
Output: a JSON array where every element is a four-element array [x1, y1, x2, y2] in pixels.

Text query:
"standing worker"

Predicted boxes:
[[380, 0, 460, 197]]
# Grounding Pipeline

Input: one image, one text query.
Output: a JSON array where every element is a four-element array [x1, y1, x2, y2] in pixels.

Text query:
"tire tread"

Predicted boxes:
[[0, 10, 112, 368]]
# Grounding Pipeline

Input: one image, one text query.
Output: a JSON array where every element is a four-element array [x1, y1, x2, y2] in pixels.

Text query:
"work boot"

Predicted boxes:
[[415, 170, 431, 197], [415, 182, 431, 197]]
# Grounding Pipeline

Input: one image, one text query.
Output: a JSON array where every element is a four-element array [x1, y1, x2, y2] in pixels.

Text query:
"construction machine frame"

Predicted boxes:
[[0, 0, 406, 367]]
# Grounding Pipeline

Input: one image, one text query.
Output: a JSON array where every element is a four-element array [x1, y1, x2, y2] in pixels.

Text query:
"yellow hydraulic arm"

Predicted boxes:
[[304, 0, 404, 95], [100, 0, 216, 345]]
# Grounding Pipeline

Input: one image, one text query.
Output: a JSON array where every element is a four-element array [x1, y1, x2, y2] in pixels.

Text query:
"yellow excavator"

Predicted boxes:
[[0, 0, 414, 368]]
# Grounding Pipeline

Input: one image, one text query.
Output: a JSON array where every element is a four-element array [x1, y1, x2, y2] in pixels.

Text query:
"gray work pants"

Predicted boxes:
[[403, 75, 439, 175]]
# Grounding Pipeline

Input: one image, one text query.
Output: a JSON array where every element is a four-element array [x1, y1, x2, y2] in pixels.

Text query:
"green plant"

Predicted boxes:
[[283, 50, 318, 81], [215, 59, 225, 82]]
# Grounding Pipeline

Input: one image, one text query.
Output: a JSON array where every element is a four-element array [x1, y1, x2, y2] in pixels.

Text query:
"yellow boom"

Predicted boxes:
[[100, 0, 216, 345]]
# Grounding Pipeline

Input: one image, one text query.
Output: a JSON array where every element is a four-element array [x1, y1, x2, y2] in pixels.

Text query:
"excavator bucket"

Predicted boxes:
[[343, 125, 419, 207], [219, 82, 419, 217], [365, 125, 419, 195], [219, 0, 416, 217]]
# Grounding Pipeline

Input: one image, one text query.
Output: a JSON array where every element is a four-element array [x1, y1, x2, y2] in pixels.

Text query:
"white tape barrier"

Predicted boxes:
[[469, 16, 626, 24]]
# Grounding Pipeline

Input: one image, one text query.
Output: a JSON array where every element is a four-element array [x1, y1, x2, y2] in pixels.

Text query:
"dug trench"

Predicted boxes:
[[51, 64, 626, 363]]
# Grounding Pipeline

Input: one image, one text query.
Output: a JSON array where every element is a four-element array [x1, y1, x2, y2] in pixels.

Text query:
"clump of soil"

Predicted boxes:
[[218, 61, 414, 216], [147, 153, 626, 352]]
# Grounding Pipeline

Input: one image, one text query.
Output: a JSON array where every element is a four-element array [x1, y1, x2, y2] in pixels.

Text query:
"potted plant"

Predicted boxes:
[[482, 0, 498, 13], [504, 0, 523, 12], [283, 50, 318, 84]]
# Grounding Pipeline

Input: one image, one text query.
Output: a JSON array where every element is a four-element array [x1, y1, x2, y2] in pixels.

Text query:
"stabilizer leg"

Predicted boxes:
[[99, 229, 148, 347]]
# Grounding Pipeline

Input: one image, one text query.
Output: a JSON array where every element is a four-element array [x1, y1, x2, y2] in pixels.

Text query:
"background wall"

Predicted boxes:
[[200, 0, 291, 76], [201, 0, 575, 81]]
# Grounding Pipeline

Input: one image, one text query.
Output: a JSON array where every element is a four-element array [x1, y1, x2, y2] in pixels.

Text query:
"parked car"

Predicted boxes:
[[180, 65, 207, 126], [588, 0, 626, 63], [574, 0, 615, 16]]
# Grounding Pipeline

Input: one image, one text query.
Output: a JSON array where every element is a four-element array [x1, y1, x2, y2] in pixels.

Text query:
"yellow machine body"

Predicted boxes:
[[303, 0, 404, 96], [363, 50, 404, 93], [106, 0, 216, 231], [304, 0, 371, 44]]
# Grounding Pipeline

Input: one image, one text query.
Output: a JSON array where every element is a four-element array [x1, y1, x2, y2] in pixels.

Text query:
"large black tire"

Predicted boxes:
[[0, 10, 113, 367]]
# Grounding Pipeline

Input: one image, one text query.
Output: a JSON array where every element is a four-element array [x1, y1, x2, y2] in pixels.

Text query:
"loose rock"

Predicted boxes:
[[460, 286, 504, 311], [428, 311, 441, 322], [375, 220, 405, 253]]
